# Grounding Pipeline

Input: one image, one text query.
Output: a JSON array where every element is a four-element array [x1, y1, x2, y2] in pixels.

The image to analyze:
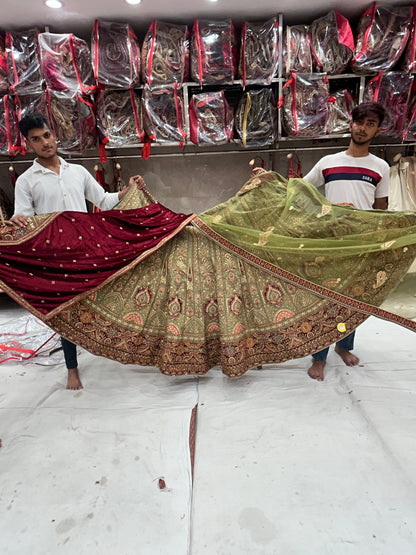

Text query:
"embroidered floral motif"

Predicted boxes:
[[228, 294, 242, 316], [380, 240, 396, 250], [373, 270, 388, 289], [255, 226, 275, 246], [168, 295, 183, 317], [264, 283, 283, 306], [298, 320, 312, 333], [124, 312, 143, 326], [204, 298, 218, 318], [317, 205, 332, 218], [134, 287, 152, 308]]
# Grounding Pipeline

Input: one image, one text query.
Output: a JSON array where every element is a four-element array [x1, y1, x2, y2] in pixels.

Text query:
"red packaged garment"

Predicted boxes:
[[5, 29, 43, 95], [92, 20, 141, 89], [280, 73, 330, 137], [189, 91, 233, 146], [238, 17, 279, 86], [326, 89, 356, 134], [0, 95, 21, 156], [142, 20, 189, 86], [402, 5, 416, 73], [352, 3, 412, 74], [364, 71, 413, 138], [39, 32, 96, 97], [403, 92, 416, 141], [308, 11, 354, 75], [0, 35, 8, 94], [142, 83, 186, 145], [191, 20, 237, 85], [282, 25, 313, 76], [96, 88, 144, 148], [45, 89, 97, 153], [235, 88, 277, 147]]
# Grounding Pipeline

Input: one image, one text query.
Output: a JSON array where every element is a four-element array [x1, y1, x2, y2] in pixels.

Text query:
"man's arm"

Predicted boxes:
[[303, 161, 324, 188], [10, 178, 35, 228], [373, 196, 388, 210], [82, 169, 138, 210]]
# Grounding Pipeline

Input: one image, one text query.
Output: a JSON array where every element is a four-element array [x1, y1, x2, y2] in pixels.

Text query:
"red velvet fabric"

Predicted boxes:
[[0, 203, 193, 316]]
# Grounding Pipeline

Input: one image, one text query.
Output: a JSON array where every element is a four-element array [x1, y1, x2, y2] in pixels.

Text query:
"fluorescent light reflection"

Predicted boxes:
[[45, 0, 63, 8]]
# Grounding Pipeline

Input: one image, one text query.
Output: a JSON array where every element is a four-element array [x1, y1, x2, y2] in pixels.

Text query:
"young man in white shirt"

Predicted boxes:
[[303, 101, 390, 381], [11, 113, 137, 390]]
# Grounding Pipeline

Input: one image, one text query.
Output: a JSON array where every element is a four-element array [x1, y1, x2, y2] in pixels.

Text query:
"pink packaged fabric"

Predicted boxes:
[[352, 3, 413, 74], [191, 20, 237, 85], [235, 88, 277, 147], [189, 91, 233, 146], [402, 5, 416, 73], [45, 89, 97, 153], [280, 73, 330, 137], [39, 32, 96, 97], [364, 71, 413, 138], [142, 20, 189, 86], [6, 29, 43, 95], [92, 20, 141, 89], [0, 95, 21, 156], [238, 17, 279, 86], [96, 88, 144, 148], [403, 88, 416, 141], [309, 11, 354, 75], [142, 83, 186, 144], [282, 25, 313, 76], [0, 35, 8, 94]]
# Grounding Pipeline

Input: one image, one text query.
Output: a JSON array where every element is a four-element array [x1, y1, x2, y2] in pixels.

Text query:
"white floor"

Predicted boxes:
[[1, 295, 416, 555]]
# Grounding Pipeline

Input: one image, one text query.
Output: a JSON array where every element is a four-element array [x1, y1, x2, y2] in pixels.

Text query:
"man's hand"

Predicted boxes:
[[9, 214, 30, 228], [118, 175, 142, 200]]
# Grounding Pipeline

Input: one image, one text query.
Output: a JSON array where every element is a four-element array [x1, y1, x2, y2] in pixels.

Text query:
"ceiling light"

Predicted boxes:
[[45, 0, 63, 8], [125, 0, 141, 4]]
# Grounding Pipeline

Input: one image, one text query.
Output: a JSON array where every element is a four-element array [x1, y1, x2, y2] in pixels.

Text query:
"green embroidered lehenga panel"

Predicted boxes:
[[40, 170, 416, 377]]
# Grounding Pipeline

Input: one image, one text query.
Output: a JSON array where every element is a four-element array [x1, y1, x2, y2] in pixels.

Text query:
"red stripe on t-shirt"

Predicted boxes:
[[323, 166, 382, 182]]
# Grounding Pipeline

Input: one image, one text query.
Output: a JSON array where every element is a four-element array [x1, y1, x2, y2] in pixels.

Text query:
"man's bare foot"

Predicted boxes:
[[307, 360, 326, 381], [66, 367, 83, 390], [335, 346, 360, 367]]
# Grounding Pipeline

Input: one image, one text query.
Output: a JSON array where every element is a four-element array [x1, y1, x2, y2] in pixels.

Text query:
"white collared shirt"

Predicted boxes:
[[13, 157, 120, 216]]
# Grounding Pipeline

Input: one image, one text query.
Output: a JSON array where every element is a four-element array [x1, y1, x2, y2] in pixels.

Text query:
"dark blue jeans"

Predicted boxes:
[[61, 337, 78, 369], [312, 331, 355, 362]]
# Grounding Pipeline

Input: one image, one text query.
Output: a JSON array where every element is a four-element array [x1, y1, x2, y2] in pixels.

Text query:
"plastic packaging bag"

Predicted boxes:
[[189, 90, 233, 145], [352, 3, 412, 74], [142, 83, 186, 144], [235, 88, 277, 147], [364, 71, 413, 138], [309, 11, 354, 75], [282, 25, 313, 76], [39, 32, 96, 96], [238, 17, 279, 86], [0, 314, 61, 366], [92, 20, 141, 89], [142, 20, 189, 86], [0, 35, 8, 94], [326, 89, 356, 134], [5, 28, 43, 95], [0, 95, 21, 156], [96, 88, 144, 147], [402, 6, 416, 73], [46, 89, 97, 153], [191, 19, 237, 85], [280, 73, 330, 137]]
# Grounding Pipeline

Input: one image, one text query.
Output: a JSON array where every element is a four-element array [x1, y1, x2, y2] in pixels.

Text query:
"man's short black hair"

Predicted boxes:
[[19, 113, 50, 139], [351, 102, 386, 126]]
